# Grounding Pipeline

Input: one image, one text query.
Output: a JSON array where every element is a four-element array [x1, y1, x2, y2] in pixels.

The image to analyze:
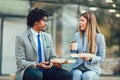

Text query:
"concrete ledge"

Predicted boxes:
[[0, 75, 120, 80], [0, 75, 9, 80], [101, 76, 120, 80]]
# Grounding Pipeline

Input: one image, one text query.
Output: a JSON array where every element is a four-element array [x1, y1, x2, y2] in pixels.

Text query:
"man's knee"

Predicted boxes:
[[23, 68, 43, 80], [64, 71, 73, 79], [34, 71, 43, 80]]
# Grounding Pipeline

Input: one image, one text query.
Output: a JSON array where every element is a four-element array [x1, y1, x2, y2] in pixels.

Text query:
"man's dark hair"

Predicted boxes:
[[27, 8, 48, 27]]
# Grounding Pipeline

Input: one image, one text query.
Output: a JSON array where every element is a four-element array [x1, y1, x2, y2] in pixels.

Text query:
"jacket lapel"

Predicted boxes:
[[27, 29, 38, 54]]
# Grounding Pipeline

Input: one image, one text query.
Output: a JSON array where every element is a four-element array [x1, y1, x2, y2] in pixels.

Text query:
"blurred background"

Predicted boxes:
[[0, 0, 120, 79]]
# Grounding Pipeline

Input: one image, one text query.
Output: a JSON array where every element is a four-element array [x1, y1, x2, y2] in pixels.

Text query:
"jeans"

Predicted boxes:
[[72, 69, 99, 80]]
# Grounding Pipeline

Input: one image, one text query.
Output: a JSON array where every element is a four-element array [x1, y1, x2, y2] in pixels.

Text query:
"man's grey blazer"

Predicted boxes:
[[15, 29, 56, 80]]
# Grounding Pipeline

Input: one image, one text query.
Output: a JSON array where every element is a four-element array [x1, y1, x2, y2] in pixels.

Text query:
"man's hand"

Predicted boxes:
[[36, 62, 53, 69], [52, 62, 63, 68]]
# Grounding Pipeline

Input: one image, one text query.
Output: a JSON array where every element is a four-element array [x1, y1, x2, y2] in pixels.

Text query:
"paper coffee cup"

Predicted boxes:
[[70, 41, 78, 50], [10, 73, 16, 80]]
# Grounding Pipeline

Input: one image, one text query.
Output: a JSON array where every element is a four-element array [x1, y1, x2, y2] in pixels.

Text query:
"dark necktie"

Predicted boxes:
[[37, 34, 42, 62]]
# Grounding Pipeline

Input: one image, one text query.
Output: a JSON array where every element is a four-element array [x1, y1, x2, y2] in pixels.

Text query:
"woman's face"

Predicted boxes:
[[79, 16, 88, 31]]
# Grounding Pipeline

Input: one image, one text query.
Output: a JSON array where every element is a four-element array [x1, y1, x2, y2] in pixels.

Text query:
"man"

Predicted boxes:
[[15, 8, 72, 80]]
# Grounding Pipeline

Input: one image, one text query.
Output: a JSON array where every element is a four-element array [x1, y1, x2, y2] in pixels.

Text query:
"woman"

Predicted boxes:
[[70, 12, 106, 80]]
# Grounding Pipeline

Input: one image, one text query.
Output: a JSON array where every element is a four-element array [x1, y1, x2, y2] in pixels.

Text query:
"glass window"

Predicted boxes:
[[2, 17, 27, 74]]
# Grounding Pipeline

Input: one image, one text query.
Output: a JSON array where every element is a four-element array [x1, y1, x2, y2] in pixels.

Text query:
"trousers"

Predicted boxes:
[[23, 67, 72, 80]]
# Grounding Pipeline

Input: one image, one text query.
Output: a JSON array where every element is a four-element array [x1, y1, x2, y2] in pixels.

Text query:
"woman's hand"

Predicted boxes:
[[81, 56, 92, 60], [77, 53, 94, 61], [70, 42, 74, 50], [70, 41, 78, 51]]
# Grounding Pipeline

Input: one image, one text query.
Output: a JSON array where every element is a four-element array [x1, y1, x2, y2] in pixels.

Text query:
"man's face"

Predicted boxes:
[[34, 16, 47, 32]]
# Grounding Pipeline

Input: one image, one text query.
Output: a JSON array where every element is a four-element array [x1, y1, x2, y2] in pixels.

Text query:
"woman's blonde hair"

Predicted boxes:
[[79, 12, 100, 54]]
